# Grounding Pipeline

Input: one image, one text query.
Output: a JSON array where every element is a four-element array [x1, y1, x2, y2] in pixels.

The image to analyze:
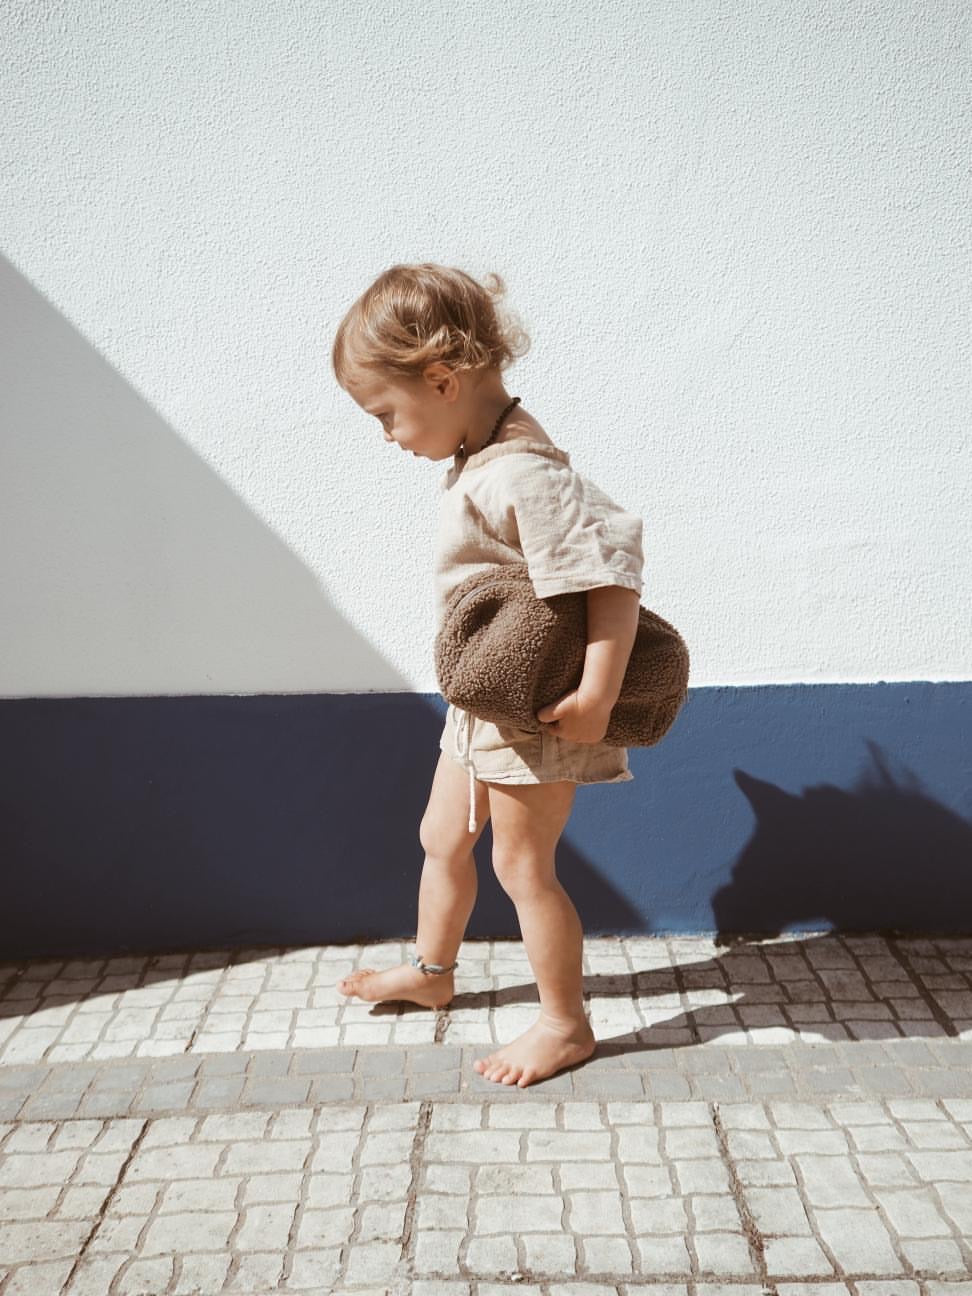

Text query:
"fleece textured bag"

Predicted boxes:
[[434, 562, 689, 747]]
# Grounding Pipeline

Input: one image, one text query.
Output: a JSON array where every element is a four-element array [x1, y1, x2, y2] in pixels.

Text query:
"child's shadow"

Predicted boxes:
[[709, 740, 972, 937]]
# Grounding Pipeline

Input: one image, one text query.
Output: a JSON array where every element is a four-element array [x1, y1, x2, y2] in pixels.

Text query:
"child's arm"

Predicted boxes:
[[578, 585, 641, 713], [536, 584, 640, 743]]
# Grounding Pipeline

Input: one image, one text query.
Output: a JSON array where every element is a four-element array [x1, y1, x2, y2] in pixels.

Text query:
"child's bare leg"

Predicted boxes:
[[474, 780, 596, 1088], [337, 751, 489, 1008]]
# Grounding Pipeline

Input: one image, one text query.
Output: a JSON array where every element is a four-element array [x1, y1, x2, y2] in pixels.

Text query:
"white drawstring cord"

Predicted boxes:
[[455, 707, 478, 832]]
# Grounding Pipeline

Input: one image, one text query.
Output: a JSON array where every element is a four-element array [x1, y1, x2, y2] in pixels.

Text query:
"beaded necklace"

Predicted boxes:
[[456, 395, 521, 459]]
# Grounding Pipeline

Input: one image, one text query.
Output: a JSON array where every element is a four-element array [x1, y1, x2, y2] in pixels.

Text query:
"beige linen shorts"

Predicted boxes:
[[439, 702, 633, 787]]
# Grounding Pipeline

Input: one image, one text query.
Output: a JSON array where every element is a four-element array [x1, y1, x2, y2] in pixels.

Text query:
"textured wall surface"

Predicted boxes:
[[2, 0, 969, 697]]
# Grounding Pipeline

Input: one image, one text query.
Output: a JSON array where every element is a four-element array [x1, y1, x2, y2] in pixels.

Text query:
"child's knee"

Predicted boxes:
[[491, 847, 556, 898]]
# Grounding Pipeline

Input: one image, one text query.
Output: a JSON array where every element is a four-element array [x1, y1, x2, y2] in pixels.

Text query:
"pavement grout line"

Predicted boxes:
[[711, 1101, 770, 1290], [57, 1116, 150, 1296], [889, 936, 961, 1038], [398, 1099, 434, 1290]]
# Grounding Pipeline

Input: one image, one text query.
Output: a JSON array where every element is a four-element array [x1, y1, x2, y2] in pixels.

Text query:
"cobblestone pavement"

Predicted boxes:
[[1, 933, 971, 1294]]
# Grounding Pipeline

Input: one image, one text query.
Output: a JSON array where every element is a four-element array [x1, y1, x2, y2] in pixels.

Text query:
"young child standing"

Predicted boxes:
[[332, 263, 645, 1088]]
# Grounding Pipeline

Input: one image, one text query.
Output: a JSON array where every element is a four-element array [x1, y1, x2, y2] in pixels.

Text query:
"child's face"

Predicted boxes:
[[344, 363, 466, 462]]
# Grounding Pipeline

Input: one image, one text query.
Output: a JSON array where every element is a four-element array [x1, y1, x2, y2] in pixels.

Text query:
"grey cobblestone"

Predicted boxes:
[[2, 934, 972, 1288]]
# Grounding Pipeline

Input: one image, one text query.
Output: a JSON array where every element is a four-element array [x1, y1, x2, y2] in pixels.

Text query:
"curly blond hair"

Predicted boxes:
[[331, 262, 531, 387]]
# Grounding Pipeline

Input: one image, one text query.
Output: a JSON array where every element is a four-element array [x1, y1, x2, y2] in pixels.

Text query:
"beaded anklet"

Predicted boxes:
[[409, 952, 459, 975]]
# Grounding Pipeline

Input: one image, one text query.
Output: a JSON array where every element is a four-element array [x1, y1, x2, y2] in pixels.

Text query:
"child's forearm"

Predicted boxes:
[[578, 584, 641, 710]]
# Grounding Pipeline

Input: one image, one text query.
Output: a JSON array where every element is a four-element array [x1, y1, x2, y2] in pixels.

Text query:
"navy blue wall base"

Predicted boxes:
[[2, 685, 970, 959]]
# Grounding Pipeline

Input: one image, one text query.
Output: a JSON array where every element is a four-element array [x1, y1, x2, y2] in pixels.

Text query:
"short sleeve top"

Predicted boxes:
[[433, 437, 644, 630]]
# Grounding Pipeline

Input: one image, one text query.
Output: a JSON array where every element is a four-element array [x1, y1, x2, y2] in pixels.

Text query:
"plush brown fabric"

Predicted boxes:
[[434, 562, 690, 747]]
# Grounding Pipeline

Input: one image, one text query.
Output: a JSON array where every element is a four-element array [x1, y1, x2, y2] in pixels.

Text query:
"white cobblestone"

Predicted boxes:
[[521, 1231, 578, 1272], [566, 1189, 627, 1234], [813, 1206, 903, 1272], [763, 1235, 835, 1276], [694, 1230, 757, 1274], [476, 1194, 563, 1232]]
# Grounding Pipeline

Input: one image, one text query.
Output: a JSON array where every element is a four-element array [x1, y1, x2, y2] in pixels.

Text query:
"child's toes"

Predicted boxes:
[[338, 968, 376, 996]]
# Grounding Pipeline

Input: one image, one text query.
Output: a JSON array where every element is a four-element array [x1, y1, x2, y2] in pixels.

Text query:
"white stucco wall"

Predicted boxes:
[[1, 0, 968, 697]]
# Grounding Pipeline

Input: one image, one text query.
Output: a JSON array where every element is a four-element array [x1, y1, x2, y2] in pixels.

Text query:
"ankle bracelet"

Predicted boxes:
[[409, 952, 458, 976]]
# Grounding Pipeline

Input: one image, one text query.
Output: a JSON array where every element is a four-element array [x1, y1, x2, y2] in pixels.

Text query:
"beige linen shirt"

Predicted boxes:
[[434, 437, 645, 631], [434, 436, 645, 830]]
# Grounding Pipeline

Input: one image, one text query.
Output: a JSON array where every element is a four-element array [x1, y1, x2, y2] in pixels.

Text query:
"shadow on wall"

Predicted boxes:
[[711, 740, 972, 939], [0, 251, 402, 695]]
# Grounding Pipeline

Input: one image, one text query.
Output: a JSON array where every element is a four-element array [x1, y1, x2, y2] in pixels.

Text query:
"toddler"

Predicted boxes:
[[332, 263, 644, 1088]]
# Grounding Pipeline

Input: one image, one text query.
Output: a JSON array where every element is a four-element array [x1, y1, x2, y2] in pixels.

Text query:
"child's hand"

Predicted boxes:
[[536, 689, 613, 744]]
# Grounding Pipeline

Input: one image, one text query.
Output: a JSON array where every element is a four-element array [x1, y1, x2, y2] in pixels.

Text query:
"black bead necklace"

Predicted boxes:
[[456, 396, 521, 459]]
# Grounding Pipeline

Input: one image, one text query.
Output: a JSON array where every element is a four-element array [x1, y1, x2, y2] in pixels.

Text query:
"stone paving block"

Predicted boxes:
[[634, 1233, 693, 1273], [572, 1069, 646, 1097], [566, 1188, 627, 1234], [899, 1236, 969, 1272], [141, 1208, 237, 1254], [673, 1159, 732, 1194], [477, 1193, 564, 1233], [935, 1182, 972, 1232], [848, 1122, 909, 1150], [901, 1119, 969, 1148], [743, 1070, 796, 1097], [813, 1206, 903, 1273], [355, 1047, 407, 1074], [308, 1073, 355, 1101], [694, 1230, 758, 1275], [581, 1233, 633, 1273], [723, 1128, 776, 1159], [305, 1171, 354, 1209], [620, 1163, 674, 1196], [409, 1071, 461, 1098], [663, 1125, 721, 1158], [295, 1204, 355, 1252], [744, 1185, 813, 1234], [462, 1233, 517, 1273], [343, 1238, 402, 1284], [410, 1047, 462, 1073], [192, 1075, 246, 1109], [691, 1193, 743, 1231], [627, 1196, 687, 1232], [61, 1253, 131, 1296], [645, 1070, 693, 1099], [763, 1235, 836, 1277], [357, 1074, 407, 1101], [424, 1129, 521, 1164], [907, 1150, 972, 1182], [775, 1127, 850, 1157], [689, 1073, 748, 1101], [291, 1046, 356, 1074], [4, 1259, 75, 1295], [241, 1075, 311, 1107], [158, 1176, 239, 1212], [559, 1163, 619, 1191], [521, 1231, 579, 1272], [526, 1129, 613, 1161], [849, 1064, 913, 1094]]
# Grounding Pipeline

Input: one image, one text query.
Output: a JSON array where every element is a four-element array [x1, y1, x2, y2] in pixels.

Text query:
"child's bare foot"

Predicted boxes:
[[474, 1014, 596, 1088], [336, 963, 455, 1009]]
